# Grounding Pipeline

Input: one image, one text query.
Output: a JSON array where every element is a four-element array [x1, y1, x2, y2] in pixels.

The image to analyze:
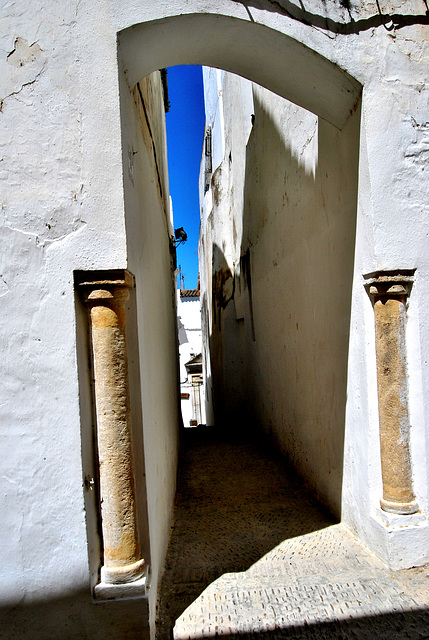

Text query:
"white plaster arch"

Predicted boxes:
[[118, 14, 361, 130], [117, 9, 362, 605]]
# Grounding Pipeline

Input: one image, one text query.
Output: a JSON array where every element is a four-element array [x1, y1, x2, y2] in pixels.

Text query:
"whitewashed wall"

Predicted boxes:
[[200, 50, 428, 571], [177, 292, 203, 382], [177, 291, 206, 426], [119, 71, 180, 630], [200, 71, 359, 516], [0, 1, 428, 638]]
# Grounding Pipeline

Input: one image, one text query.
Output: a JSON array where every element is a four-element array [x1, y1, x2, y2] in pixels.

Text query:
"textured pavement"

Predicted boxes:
[[156, 427, 429, 640]]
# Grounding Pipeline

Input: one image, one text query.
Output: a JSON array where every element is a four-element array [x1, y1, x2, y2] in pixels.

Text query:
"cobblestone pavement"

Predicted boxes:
[[156, 427, 429, 640]]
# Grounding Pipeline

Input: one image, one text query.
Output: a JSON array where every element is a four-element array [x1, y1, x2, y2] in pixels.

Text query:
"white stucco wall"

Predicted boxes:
[[200, 71, 359, 516], [0, 7, 178, 636], [119, 71, 180, 627], [177, 292, 203, 382], [177, 291, 206, 426], [0, 1, 428, 637], [200, 54, 428, 570], [0, 3, 147, 637]]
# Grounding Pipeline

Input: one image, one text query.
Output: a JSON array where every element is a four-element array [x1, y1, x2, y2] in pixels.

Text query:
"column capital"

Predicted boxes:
[[75, 269, 135, 294], [364, 269, 415, 300]]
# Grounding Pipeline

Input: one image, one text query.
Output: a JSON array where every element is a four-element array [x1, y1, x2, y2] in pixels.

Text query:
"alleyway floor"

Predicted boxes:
[[156, 426, 429, 640]]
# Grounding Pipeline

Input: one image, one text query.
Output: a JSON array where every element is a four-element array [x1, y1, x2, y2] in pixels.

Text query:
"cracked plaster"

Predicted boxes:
[[0, 37, 46, 111], [0, 2, 428, 638]]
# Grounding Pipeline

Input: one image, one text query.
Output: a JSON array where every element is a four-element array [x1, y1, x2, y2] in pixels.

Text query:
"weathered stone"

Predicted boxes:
[[366, 272, 418, 515], [78, 270, 145, 585]]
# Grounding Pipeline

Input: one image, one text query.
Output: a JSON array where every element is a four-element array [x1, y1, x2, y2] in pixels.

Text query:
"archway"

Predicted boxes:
[[116, 13, 361, 635], [118, 14, 360, 129]]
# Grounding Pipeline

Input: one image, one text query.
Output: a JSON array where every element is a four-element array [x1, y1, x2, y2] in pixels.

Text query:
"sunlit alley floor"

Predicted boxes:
[[155, 426, 429, 640]]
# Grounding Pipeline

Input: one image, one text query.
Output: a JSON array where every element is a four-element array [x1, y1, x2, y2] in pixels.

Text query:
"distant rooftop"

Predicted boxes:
[[180, 289, 200, 298]]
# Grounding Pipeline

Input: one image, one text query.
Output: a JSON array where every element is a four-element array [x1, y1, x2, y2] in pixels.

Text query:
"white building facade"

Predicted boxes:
[[0, 1, 428, 638], [177, 288, 206, 427], [199, 61, 429, 573]]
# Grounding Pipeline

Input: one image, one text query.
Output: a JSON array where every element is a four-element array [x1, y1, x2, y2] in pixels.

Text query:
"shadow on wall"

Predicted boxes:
[[230, 0, 429, 33], [118, 70, 181, 634], [208, 87, 360, 519], [0, 588, 149, 640], [209, 243, 247, 432]]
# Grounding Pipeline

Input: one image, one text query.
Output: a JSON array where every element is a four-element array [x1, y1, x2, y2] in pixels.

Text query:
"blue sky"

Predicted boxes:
[[165, 65, 205, 290]]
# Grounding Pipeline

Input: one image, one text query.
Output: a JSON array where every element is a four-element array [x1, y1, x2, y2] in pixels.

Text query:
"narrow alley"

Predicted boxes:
[[156, 427, 429, 640]]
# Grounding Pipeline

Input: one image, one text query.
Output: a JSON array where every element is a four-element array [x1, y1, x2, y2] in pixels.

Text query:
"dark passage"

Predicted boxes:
[[155, 427, 429, 640], [155, 426, 335, 639]]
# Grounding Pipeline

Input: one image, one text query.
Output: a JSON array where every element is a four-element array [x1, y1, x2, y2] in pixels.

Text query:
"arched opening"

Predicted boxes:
[[118, 14, 360, 129], [116, 13, 361, 637]]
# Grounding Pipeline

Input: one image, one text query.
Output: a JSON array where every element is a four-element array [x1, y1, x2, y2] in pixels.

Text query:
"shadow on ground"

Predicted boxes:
[[156, 426, 429, 640], [177, 607, 429, 640], [0, 588, 149, 640], [155, 426, 336, 639]]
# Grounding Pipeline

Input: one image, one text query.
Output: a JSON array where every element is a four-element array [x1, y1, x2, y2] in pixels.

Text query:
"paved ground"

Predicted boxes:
[[156, 427, 429, 640]]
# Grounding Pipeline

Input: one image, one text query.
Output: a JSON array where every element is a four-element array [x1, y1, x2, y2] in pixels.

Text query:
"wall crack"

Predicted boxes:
[[1, 37, 46, 113], [0, 67, 46, 113]]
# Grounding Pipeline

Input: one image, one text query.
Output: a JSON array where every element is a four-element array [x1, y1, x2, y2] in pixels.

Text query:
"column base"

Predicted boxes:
[[101, 558, 146, 584], [380, 497, 419, 515], [94, 573, 147, 602]]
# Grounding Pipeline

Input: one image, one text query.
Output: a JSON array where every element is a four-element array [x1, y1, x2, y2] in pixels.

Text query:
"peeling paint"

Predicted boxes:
[[0, 37, 46, 112], [7, 37, 42, 68]]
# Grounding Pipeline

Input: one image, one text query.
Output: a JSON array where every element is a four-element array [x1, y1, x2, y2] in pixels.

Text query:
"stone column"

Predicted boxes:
[[77, 270, 145, 584], [366, 271, 418, 515]]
